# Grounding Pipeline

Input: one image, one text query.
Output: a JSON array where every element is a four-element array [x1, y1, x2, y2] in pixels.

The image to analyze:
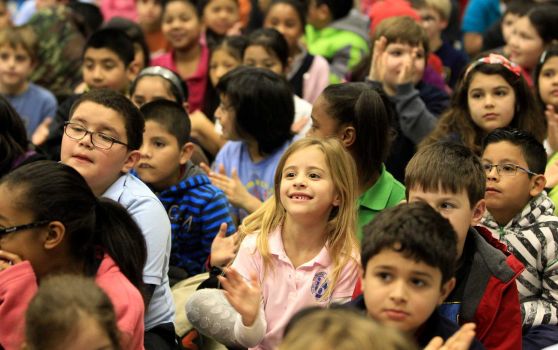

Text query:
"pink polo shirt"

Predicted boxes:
[[232, 227, 360, 350], [150, 42, 209, 113]]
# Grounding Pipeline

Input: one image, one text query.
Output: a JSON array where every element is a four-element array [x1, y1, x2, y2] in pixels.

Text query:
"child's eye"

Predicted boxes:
[[284, 171, 296, 178], [308, 172, 321, 179], [542, 69, 555, 78], [411, 278, 427, 287], [0, 52, 9, 61], [470, 92, 483, 99], [377, 272, 392, 282], [70, 124, 87, 133], [154, 140, 166, 148], [494, 89, 508, 97], [389, 50, 402, 57], [97, 133, 115, 143], [440, 202, 455, 210]]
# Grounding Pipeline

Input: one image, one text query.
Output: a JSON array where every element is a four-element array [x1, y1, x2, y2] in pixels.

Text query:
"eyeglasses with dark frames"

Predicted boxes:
[[482, 163, 538, 177], [0, 220, 50, 238], [64, 122, 129, 150]]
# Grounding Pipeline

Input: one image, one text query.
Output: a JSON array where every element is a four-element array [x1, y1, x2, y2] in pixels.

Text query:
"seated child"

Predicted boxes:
[[135, 99, 236, 280], [24, 274, 121, 350], [136, 0, 169, 58], [40, 27, 139, 160], [0, 25, 57, 141], [59, 89, 176, 349], [480, 128, 558, 349], [405, 141, 524, 350], [412, 0, 468, 88], [201, 66, 295, 222], [367, 15, 450, 181], [352, 202, 483, 349], [305, 0, 369, 82]]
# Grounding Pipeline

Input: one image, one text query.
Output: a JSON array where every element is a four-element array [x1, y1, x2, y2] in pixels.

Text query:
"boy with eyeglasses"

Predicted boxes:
[[480, 128, 558, 349], [60, 89, 178, 350]]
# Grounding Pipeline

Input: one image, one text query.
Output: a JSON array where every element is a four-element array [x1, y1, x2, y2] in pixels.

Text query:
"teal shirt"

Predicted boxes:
[[357, 167, 406, 240]]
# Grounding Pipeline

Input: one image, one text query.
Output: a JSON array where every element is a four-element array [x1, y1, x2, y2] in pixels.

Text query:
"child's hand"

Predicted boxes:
[[368, 36, 388, 82], [210, 223, 239, 267], [545, 105, 558, 153], [291, 116, 309, 134], [424, 323, 476, 350], [0, 250, 23, 272], [31, 117, 52, 146], [218, 267, 261, 327], [395, 47, 418, 86]]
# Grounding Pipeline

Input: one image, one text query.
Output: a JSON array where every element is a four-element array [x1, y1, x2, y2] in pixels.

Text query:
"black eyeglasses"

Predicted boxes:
[[0, 220, 50, 238], [482, 163, 538, 177], [64, 122, 129, 150]]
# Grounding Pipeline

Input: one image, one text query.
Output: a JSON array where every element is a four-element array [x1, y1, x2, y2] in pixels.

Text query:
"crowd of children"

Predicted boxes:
[[1, 0, 558, 350]]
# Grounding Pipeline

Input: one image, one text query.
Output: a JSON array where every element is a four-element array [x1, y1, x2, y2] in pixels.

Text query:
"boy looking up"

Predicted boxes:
[[405, 141, 524, 350], [480, 128, 558, 349], [355, 202, 483, 349], [0, 25, 57, 141], [60, 89, 177, 350], [135, 99, 236, 279], [40, 27, 140, 160]]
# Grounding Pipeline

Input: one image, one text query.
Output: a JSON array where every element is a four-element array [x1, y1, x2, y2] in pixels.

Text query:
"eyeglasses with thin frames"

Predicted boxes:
[[0, 220, 50, 238], [64, 122, 129, 150], [482, 163, 538, 177]]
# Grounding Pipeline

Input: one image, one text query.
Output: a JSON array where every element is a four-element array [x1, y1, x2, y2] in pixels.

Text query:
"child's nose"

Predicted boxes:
[[389, 280, 408, 303]]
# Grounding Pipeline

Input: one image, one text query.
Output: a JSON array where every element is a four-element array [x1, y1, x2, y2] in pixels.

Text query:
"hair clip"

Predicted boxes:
[[137, 66, 186, 103], [465, 53, 522, 78]]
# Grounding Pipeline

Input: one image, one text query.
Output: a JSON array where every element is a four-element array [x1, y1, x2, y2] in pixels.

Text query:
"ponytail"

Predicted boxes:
[[94, 198, 147, 293]]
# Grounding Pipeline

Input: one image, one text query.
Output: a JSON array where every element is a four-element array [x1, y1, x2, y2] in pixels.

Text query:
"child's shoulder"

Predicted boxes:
[[467, 226, 524, 280]]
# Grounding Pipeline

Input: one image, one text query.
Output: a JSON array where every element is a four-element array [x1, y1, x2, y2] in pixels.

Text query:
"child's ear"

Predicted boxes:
[[470, 198, 486, 226], [332, 191, 341, 207], [439, 19, 449, 31], [339, 125, 356, 148], [317, 3, 332, 22], [179, 142, 195, 165], [121, 150, 141, 173], [126, 62, 141, 83], [43, 221, 66, 251], [529, 174, 547, 197], [438, 277, 456, 304]]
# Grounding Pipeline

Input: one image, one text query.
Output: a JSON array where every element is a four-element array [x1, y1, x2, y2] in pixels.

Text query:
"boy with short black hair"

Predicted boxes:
[[60, 89, 177, 350], [305, 0, 369, 82], [405, 141, 524, 350], [480, 128, 558, 349], [41, 27, 139, 160], [356, 202, 483, 348], [135, 99, 236, 279], [0, 25, 57, 140]]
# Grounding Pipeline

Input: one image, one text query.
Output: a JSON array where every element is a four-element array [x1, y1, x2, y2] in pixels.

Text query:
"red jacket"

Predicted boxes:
[[0, 255, 145, 350]]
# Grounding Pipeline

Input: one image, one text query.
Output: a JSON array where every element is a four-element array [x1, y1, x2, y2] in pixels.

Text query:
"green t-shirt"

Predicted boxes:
[[357, 166, 406, 240]]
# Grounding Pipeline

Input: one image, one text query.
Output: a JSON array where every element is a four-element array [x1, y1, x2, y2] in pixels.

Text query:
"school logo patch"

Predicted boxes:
[[311, 271, 330, 300]]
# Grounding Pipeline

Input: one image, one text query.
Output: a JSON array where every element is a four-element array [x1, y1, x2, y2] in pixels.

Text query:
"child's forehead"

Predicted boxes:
[[367, 248, 441, 277], [409, 185, 468, 200], [84, 47, 124, 63], [385, 40, 425, 50], [71, 101, 127, 130], [482, 141, 525, 160]]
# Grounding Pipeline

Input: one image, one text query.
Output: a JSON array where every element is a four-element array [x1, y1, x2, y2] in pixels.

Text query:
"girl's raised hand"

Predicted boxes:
[[218, 267, 262, 327], [0, 250, 23, 272], [368, 36, 388, 82], [210, 223, 239, 267], [424, 323, 476, 350]]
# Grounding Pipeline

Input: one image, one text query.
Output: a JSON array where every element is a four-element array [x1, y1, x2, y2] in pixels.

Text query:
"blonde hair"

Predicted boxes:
[[238, 138, 359, 300], [278, 308, 417, 350], [0, 25, 37, 61], [424, 0, 451, 20]]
